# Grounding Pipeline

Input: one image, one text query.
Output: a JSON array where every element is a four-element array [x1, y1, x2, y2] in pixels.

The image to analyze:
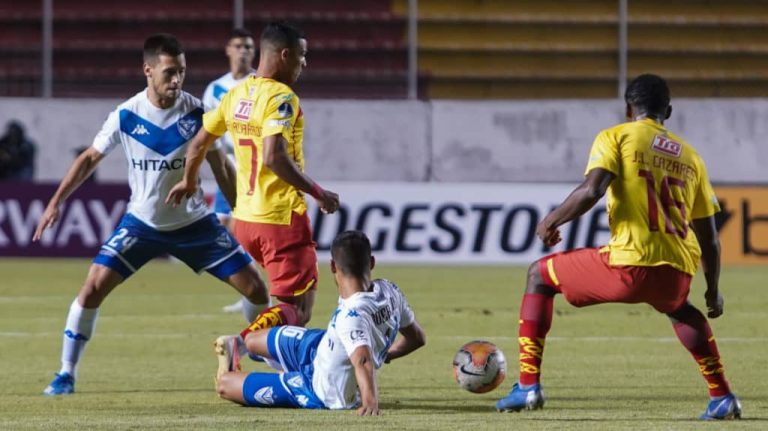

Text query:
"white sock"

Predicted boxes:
[[60, 299, 99, 379], [241, 296, 270, 323]]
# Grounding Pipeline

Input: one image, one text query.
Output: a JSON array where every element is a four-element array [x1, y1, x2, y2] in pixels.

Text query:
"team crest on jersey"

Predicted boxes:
[[277, 102, 293, 119], [287, 375, 304, 388], [254, 387, 275, 405], [176, 117, 199, 140], [216, 231, 232, 249], [234, 99, 254, 120], [651, 135, 682, 158]]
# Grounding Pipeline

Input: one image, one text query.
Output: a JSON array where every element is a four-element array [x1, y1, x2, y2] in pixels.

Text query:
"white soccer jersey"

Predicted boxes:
[[202, 71, 254, 156], [312, 279, 416, 409], [92, 89, 218, 230]]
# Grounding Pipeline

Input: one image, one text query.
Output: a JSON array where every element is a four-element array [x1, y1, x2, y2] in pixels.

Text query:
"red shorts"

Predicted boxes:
[[234, 212, 318, 298], [539, 248, 691, 313]]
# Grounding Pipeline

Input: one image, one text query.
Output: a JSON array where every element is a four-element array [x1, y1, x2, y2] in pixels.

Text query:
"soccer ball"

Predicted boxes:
[[452, 340, 506, 393]]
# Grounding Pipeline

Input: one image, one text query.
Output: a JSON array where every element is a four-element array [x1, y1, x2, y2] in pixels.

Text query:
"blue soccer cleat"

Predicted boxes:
[[700, 393, 742, 420], [43, 372, 75, 396], [496, 382, 545, 412]]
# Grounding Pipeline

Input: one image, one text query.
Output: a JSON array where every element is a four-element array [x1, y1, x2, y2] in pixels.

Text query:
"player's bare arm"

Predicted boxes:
[[384, 321, 426, 363], [691, 216, 723, 318], [262, 133, 339, 214], [349, 345, 380, 416], [205, 147, 237, 209], [537, 168, 615, 246], [165, 128, 219, 206], [33, 147, 106, 241]]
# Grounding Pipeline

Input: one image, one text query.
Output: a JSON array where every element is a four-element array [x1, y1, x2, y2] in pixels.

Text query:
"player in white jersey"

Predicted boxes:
[[214, 231, 426, 415], [33, 34, 271, 396], [201, 28, 257, 314]]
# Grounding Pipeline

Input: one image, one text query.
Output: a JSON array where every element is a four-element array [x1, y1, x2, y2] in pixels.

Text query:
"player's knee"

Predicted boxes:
[[216, 374, 236, 400], [526, 261, 558, 296], [526, 262, 544, 290], [78, 279, 110, 308], [242, 279, 269, 304], [297, 307, 312, 326], [244, 330, 269, 356]]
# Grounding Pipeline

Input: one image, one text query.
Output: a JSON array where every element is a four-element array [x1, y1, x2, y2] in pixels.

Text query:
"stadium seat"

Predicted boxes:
[[392, 0, 768, 98], [3, 0, 768, 98]]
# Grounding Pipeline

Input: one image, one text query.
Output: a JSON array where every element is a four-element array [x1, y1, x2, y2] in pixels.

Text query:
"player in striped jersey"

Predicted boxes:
[[35, 34, 270, 396]]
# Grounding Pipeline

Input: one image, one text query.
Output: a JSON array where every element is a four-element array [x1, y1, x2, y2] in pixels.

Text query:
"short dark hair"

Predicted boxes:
[[624, 74, 670, 117], [331, 231, 372, 278], [230, 27, 254, 41], [260, 21, 305, 50], [143, 33, 184, 64]]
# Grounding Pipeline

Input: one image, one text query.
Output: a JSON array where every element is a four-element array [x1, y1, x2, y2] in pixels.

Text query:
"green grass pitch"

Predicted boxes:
[[0, 258, 766, 430]]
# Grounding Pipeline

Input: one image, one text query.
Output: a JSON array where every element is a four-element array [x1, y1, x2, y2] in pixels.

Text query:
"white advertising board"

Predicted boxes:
[[304, 182, 609, 264]]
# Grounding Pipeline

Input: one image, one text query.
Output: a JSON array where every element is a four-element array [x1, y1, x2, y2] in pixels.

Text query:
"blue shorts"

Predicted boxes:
[[213, 189, 232, 216], [242, 326, 326, 409], [93, 213, 251, 280]]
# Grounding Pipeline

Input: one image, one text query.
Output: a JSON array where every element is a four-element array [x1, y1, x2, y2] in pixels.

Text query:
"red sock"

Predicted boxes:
[[518, 293, 554, 386], [240, 303, 300, 338], [672, 306, 731, 397]]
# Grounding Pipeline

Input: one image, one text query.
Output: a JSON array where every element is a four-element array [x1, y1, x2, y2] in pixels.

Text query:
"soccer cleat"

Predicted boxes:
[[496, 383, 545, 412], [700, 393, 742, 420], [43, 372, 75, 396], [222, 299, 244, 314], [214, 335, 242, 382]]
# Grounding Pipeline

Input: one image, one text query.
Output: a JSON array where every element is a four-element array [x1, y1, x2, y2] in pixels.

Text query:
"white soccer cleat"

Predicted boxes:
[[222, 299, 244, 313], [214, 335, 242, 382]]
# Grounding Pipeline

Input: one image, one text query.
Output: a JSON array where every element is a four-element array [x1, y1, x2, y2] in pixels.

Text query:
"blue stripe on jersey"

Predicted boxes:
[[119, 107, 203, 156], [213, 84, 228, 101]]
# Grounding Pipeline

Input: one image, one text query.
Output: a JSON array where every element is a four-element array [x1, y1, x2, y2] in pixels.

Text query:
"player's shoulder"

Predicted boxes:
[[373, 278, 401, 292], [262, 78, 298, 100], [210, 72, 232, 86], [116, 89, 149, 112], [177, 90, 203, 111], [599, 120, 635, 137]]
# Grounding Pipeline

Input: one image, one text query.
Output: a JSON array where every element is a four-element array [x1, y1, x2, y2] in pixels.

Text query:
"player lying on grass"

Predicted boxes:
[[495, 74, 741, 421], [214, 230, 426, 415]]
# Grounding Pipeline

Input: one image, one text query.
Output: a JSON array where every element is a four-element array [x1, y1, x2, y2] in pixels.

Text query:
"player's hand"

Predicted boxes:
[[536, 220, 561, 247], [316, 189, 340, 214], [356, 403, 380, 416], [32, 202, 61, 241], [704, 289, 724, 318], [165, 180, 197, 207]]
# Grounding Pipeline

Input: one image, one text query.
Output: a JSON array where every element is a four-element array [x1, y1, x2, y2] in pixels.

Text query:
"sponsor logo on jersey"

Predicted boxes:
[[296, 395, 309, 407], [130, 158, 185, 171], [350, 330, 367, 341], [131, 124, 150, 136], [177, 116, 199, 140], [267, 119, 291, 128], [234, 99, 254, 120], [254, 387, 275, 405], [346, 309, 360, 318], [651, 135, 682, 158]]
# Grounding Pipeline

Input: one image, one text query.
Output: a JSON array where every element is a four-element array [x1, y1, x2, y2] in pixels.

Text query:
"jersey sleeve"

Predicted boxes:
[[202, 92, 229, 137], [202, 82, 217, 112], [584, 130, 621, 176], [391, 283, 415, 328], [91, 109, 121, 155], [335, 306, 373, 357], [260, 92, 300, 138], [691, 158, 721, 219]]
